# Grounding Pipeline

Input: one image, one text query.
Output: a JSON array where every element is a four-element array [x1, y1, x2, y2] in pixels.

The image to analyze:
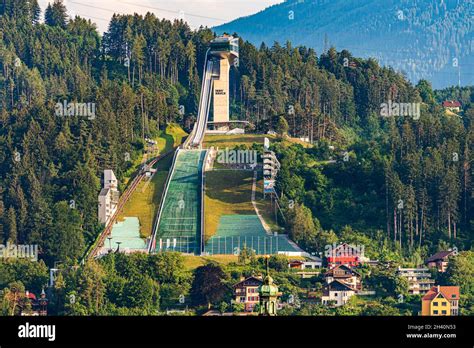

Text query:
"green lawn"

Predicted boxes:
[[117, 159, 170, 238], [155, 123, 188, 154], [203, 134, 269, 149], [116, 124, 187, 238], [204, 170, 256, 241], [203, 133, 312, 149]]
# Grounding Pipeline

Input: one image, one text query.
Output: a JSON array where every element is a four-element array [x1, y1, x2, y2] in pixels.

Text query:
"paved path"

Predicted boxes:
[[251, 170, 272, 234]]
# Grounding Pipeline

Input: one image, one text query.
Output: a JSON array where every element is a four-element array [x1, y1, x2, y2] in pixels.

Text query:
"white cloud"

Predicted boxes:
[[38, 0, 283, 33]]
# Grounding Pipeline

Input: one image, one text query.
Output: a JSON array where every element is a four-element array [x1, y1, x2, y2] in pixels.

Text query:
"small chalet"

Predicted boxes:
[[326, 243, 366, 268], [324, 265, 362, 291], [442, 100, 461, 112], [425, 250, 456, 272], [321, 280, 356, 307], [233, 276, 263, 312]]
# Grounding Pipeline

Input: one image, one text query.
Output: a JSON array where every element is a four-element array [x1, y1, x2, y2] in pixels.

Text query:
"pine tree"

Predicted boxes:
[[6, 207, 17, 243], [45, 202, 84, 265], [45, 0, 68, 29], [276, 116, 289, 137]]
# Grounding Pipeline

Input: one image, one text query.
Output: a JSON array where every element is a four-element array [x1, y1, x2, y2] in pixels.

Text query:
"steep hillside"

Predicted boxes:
[[215, 0, 474, 88]]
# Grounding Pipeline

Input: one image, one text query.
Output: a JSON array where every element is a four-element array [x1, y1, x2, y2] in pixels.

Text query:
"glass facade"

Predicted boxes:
[[210, 38, 239, 56]]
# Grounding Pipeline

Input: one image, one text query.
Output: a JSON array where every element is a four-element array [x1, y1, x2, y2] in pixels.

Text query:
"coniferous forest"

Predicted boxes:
[[0, 0, 473, 316]]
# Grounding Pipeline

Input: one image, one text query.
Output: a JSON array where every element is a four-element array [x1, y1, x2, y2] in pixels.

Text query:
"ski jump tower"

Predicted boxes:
[[210, 36, 239, 130], [186, 35, 239, 147]]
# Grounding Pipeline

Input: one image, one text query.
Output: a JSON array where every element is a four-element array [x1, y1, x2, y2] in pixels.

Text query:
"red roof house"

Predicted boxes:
[[326, 243, 365, 268], [442, 100, 461, 112], [442, 100, 461, 108]]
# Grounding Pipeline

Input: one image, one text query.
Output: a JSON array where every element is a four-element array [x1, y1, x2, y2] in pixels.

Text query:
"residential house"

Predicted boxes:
[[233, 276, 263, 312], [425, 250, 456, 272], [98, 170, 120, 225], [325, 265, 362, 291], [288, 259, 322, 279], [326, 243, 367, 268], [321, 280, 356, 307], [442, 100, 461, 113], [422, 286, 460, 316], [288, 259, 322, 270], [397, 267, 435, 295]]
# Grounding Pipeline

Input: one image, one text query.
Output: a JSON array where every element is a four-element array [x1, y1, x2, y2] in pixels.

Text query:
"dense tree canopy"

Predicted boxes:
[[0, 0, 472, 317]]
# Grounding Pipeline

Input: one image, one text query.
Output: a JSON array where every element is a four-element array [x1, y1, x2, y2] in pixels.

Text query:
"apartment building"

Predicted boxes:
[[397, 267, 435, 295]]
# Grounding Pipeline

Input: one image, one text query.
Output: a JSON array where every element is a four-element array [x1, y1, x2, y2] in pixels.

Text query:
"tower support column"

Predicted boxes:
[[213, 58, 230, 130]]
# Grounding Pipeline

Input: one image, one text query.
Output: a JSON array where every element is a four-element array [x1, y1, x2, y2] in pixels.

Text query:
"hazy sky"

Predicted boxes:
[[37, 0, 283, 33]]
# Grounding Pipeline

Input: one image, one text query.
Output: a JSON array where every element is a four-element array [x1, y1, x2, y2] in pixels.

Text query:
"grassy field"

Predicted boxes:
[[155, 123, 188, 154], [117, 158, 170, 238], [203, 134, 268, 149], [203, 133, 312, 149], [203, 133, 305, 233], [116, 124, 187, 238], [283, 136, 313, 148], [122, 123, 187, 186], [204, 170, 256, 241]]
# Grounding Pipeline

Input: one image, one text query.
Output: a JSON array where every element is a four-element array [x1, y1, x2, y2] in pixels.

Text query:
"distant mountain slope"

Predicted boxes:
[[214, 0, 474, 89]]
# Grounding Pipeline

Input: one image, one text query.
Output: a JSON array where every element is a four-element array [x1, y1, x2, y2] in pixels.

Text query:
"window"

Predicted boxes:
[[452, 294, 456, 298], [433, 310, 438, 314], [442, 310, 447, 315], [442, 302, 447, 306], [334, 293, 338, 296], [433, 302, 438, 306]]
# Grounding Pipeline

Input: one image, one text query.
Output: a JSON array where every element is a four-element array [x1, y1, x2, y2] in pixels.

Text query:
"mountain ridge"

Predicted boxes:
[[214, 0, 474, 88]]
